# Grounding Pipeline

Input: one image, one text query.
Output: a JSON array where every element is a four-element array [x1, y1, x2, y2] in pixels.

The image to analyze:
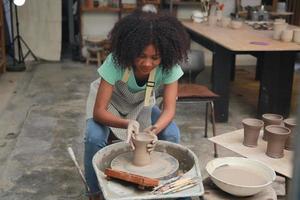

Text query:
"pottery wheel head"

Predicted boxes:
[[111, 151, 179, 180]]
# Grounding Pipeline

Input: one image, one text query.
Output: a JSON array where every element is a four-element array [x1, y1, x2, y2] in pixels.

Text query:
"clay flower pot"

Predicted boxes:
[[85, 0, 93, 8], [284, 118, 297, 150], [265, 125, 290, 158], [242, 118, 264, 147], [262, 113, 283, 141], [131, 132, 157, 166]]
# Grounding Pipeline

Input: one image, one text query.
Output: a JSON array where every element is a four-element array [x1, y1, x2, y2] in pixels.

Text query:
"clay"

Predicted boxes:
[[262, 113, 283, 141], [242, 118, 264, 147], [131, 132, 157, 166], [265, 125, 290, 158], [284, 118, 297, 150], [212, 165, 268, 186], [111, 151, 179, 180]]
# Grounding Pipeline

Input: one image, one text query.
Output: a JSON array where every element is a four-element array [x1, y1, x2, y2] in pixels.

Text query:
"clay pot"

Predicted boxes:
[[293, 29, 300, 44], [273, 22, 287, 40], [242, 118, 264, 147], [284, 118, 297, 150], [221, 17, 231, 28], [231, 20, 243, 29], [85, 0, 93, 8], [281, 30, 293, 42], [265, 125, 290, 158], [208, 15, 217, 26], [262, 113, 283, 141], [131, 132, 157, 166]]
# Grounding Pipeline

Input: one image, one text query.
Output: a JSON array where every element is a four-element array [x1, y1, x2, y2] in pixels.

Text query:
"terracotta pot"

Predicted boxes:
[[262, 113, 283, 141], [284, 118, 297, 150], [265, 125, 290, 158], [85, 0, 93, 8], [242, 118, 264, 147], [131, 132, 157, 166]]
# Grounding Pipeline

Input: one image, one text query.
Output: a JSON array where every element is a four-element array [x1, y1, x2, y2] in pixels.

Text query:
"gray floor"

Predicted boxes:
[[0, 60, 298, 199]]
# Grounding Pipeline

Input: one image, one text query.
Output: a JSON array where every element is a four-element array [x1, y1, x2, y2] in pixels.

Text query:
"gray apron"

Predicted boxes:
[[86, 68, 157, 140]]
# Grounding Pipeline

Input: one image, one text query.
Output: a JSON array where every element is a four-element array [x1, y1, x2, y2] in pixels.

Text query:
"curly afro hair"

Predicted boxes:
[[108, 10, 190, 70]]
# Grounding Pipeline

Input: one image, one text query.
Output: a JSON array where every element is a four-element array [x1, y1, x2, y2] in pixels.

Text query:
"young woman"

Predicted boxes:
[[84, 10, 190, 200]]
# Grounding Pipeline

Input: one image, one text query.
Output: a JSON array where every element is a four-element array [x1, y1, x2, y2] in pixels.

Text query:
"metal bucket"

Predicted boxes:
[[92, 141, 204, 200]]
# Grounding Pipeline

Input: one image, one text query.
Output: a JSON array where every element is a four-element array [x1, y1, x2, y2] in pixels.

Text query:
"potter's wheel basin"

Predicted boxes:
[[93, 141, 204, 200]]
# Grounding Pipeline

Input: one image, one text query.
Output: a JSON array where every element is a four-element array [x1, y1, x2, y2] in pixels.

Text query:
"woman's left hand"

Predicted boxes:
[[143, 126, 158, 152]]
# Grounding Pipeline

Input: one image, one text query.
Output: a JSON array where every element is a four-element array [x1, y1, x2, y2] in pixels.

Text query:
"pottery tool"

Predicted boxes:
[[67, 147, 90, 192], [153, 177, 200, 194], [152, 175, 182, 192], [136, 68, 156, 130], [105, 168, 159, 188]]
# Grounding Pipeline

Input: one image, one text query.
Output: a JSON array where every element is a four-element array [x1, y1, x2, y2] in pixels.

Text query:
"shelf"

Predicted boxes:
[[164, 0, 202, 6], [81, 5, 136, 13]]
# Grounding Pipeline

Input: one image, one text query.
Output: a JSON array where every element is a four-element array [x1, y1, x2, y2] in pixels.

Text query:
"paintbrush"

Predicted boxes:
[[152, 175, 182, 193], [67, 147, 90, 192], [163, 182, 199, 194]]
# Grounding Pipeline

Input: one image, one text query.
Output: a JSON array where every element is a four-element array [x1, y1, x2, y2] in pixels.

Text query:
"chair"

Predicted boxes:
[[178, 50, 219, 157], [85, 37, 111, 66]]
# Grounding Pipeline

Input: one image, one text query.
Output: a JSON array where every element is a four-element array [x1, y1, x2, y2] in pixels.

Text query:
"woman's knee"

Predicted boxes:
[[85, 119, 110, 148], [158, 121, 180, 143]]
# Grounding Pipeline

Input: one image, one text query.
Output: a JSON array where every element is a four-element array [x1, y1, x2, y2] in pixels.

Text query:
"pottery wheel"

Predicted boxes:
[[111, 151, 179, 180]]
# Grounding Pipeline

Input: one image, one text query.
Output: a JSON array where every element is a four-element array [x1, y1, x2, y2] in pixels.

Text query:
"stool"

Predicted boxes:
[[86, 46, 103, 66], [85, 37, 111, 66], [177, 83, 219, 158]]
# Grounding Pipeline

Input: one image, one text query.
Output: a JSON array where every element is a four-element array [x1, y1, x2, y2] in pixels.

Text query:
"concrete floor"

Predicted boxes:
[[0, 60, 299, 200]]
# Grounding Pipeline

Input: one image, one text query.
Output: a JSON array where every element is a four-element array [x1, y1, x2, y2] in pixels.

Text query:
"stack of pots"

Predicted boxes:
[[242, 113, 297, 159], [273, 19, 300, 43]]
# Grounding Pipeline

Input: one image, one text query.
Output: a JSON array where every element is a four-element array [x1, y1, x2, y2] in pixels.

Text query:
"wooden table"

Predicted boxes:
[[182, 20, 300, 122], [208, 129, 293, 178]]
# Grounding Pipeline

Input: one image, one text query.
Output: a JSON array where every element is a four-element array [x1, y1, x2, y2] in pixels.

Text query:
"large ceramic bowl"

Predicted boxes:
[[206, 157, 275, 196]]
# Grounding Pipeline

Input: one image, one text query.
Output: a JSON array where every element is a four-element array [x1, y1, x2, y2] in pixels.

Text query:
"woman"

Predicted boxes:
[[84, 10, 190, 200]]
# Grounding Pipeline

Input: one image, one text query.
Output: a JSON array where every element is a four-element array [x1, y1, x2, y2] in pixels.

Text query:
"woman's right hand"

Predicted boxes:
[[126, 120, 140, 150]]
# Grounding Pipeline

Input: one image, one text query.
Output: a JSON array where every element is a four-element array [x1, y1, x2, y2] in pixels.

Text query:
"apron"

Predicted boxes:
[[86, 68, 157, 140]]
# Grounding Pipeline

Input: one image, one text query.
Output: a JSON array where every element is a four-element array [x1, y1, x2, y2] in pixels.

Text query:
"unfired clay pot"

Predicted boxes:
[[242, 118, 264, 147], [284, 118, 297, 150], [281, 30, 293, 42], [265, 125, 290, 158], [293, 29, 300, 44], [131, 132, 157, 166], [273, 22, 287, 40], [262, 113, 283, 141]]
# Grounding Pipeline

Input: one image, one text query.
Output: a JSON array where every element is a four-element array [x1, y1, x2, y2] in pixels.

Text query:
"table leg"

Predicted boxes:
[[257, 51, 296, 118], [212, 45, 234, 122]]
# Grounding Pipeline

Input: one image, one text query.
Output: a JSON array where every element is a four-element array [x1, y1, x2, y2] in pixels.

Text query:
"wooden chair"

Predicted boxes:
[[178, 49, 219, 157]]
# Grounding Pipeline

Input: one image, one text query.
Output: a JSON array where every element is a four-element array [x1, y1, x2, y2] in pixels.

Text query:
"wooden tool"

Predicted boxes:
[[67, 147, 90, 192], [105, 168, 159, 188]]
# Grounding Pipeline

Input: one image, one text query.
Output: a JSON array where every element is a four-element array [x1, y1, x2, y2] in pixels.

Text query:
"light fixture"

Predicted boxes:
[[13, 0, 26, 6]]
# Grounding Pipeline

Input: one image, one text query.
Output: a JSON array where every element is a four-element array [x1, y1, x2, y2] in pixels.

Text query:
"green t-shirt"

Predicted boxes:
[[98, 53, 184, 93]]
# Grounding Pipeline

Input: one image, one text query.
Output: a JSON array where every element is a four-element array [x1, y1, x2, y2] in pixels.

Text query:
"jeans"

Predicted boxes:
[[84, 106, 190, 200]]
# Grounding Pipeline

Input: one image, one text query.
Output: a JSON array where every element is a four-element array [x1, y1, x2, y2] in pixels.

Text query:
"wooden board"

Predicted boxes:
[[209, 129, 293, 178], [105, 168, 159, 187], [181, 20, 300, 52]]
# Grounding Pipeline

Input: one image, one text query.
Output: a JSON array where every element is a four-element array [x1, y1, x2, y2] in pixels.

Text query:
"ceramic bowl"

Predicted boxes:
[[206, 157, 275, 196], [231, 20, 243, 29]]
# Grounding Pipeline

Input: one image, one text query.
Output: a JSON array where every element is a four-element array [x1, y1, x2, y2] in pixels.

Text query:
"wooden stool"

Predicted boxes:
[[86, 46, 103, 66], [178, 83, 219, 157]]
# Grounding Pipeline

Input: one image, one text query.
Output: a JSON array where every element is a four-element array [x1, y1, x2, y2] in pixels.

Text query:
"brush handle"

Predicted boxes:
[[67, 147, 90, 192]]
